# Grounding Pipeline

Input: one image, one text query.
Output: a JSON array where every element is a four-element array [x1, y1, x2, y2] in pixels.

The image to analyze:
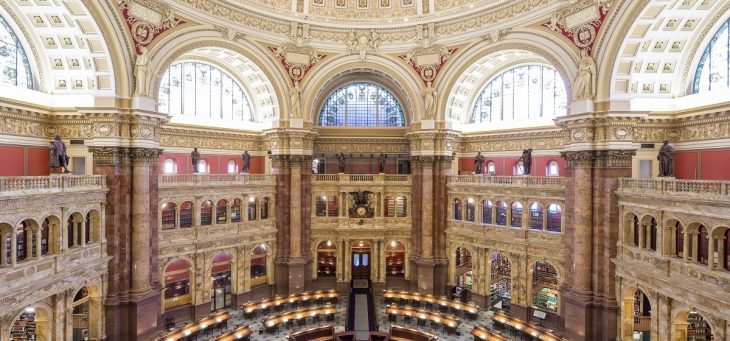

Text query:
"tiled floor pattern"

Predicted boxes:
[[201, 294, 500, 340]]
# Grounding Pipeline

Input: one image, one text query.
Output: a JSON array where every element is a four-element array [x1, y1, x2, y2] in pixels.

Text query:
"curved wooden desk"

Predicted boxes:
[[386, 305, 460, 334], [492, 311, 566, 341], [212, 325, 252, 341], [383, 289, 480, 318], [155, 311, 230, 341], [471, 325, 509, 341], [262, 305, 337, 333], [242, 290, 339, 317]]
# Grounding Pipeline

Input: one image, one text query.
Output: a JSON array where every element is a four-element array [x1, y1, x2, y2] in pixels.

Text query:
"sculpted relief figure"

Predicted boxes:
[[422, 81, 437, 120], [49, 134, 69, 173], [574, 49, 596, 100], [134, 46, 149, 96], [657, 139, 675, 177], [290, 81, 302, 119]]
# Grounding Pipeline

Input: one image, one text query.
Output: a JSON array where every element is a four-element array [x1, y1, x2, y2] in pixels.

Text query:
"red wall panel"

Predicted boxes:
[[158, 153, 265, 174], [0, 146, 24, 176], [27, 147, 50, 176], [458, 155, 564, 176], [699, 149, 730, 180], [674, 151, 698, 179]]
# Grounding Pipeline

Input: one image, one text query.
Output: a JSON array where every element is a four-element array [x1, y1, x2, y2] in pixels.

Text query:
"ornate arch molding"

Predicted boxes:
[[679, 3, 730, 95], [302, 54, 423, 124], [147, 27, 287, 121], [0, 2, 48, 93], [438, 33, 576, 124]]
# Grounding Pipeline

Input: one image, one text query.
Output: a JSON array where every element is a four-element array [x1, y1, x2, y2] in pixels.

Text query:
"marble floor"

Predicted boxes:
[[201, 293, 499, 341]]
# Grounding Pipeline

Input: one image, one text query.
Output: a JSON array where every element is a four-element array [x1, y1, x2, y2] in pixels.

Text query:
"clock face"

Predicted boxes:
[[357, 207, 366, 217]]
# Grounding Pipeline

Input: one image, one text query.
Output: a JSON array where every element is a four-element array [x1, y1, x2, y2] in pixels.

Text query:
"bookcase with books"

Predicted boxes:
[[10, 311, 37, 341], [687, 312, 713, 341]]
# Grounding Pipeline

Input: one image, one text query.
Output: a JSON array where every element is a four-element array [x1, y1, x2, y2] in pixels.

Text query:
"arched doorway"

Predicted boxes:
[[490, 252, 511, 311], [351, 241, 371, 280], [317, 241, 337, 277], [72, 287, 90, 340], [163, 259, 193, 310], [632, 289, 652, 341], [686, 311, 713, 340], [454, 246, 473, 302], [10, 307, 50, 341], [211, 251, 233, 311], [531, 261, 559, 312], [385, 241, 405, 278], [250, 244, 268, 288]]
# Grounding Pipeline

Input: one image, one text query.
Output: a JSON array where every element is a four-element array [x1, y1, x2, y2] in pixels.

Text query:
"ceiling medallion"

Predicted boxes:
[[117, 0, 183, 54], [542, 0, 613, 55], [400, 47, 456, 84]]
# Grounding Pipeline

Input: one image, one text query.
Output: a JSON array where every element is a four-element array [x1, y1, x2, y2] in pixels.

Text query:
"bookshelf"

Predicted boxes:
[[533, 288, 558, 312], [491, 253, 511, 279], [687, 313, 713, 341], [532, 261, 558, 288], [10, 311, 37, 341]]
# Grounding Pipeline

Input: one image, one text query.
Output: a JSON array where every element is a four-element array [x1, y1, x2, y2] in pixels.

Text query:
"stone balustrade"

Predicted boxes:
[[449, 175, 566, 188], [159, 173, 275, 187], [0, 175, 105, 196], [618, 178, 730, 197], [312, 173, 411, 184]]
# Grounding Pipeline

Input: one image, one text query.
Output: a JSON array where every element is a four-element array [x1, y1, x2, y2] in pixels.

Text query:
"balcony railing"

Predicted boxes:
[[312, 173, 411, 183], [0, 175, 105, 194], [159, 173, 275, 187], [448, 175, 565, 188], [618, 178, 730, 196]]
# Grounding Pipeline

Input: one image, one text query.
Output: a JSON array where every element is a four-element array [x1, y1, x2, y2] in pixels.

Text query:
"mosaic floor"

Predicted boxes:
[[201, 293, 499, 341]]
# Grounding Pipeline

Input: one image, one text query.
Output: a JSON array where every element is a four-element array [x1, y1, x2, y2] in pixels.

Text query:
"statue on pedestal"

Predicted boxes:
[[518, 149, 533, 175], [337, 153, 346, 173], [422, 81, 437, 120], [134, 46, 149, 96], [474, 152, 485, 174], [378, 153, 386, 173], [657, 139, 675, 177], [574, 49, 596, 100], [48, 134, 69, 173], [289, 81, 302, 119], [191, 148, 201, 173], [242, 150, 251, 173]]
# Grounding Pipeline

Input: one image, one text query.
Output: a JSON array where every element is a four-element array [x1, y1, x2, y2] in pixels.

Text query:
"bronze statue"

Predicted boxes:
[[48, 134, 69, 173], [657, 139, 675, 177], [242, 150, 251, 173], [378, 153, 386, 173], [518, 149, 532, 175], [337, 153, 346, 173], [474, 152, 485, 174], [191, 148, 201, 173]]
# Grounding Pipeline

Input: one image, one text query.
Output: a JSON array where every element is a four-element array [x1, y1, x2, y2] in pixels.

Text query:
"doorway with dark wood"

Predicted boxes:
[[351, 241, 371, 280]]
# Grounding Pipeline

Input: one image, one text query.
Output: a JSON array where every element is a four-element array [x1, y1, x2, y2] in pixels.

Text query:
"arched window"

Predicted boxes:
[[546, 204, 561, 232], [317, 241, 337, 277], [0, 14, 33, 89], [481, 200, 493, 224], [697, 225, 709, 265], [470, 65, 567, 123], [511, 202, 523, 228], [163, 159, 177, 174], [529, 203, 544, 230], [15, 222, 30, 262], [495, 201, 508, 226], [675, 221, 684, 258], [693, 18, 730, 93], [227, 160, 237, 174], [161, 202, 177, 230], [40, 218, 49, 255], [216, 199, 228, 224], [385, 241, 405, 277], [315, 196, 327, 217], [247, 198, 257, 221], [197, 159, 208, 173], [318, 82, 406, 127], [486, 161, 496, 175], [632, 215, 639, 246], [180, 201, 193, 228], [231, 199, 242, 223], [83, 213, 92, 244], [158, 61, 253, 123], [546, 160, 559, 176], [250, 244, 268, 286], [260, 197, 270, 219], [649, 218, 657, 251], [453, 199, 463, 220], [466, 199, 476, 222], [163, 259, 192, 308], [200, 200, 213, 226]]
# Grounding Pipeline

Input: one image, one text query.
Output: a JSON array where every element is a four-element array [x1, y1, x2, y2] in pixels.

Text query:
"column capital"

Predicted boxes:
[[88, 146, 131, 166], [561, 149, 635, 169], [130, 147, 163, 166]]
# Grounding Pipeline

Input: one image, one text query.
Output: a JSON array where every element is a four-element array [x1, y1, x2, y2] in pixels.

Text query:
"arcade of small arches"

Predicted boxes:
[[159, 196, 272, 230], [0, 210, 102, 267], [451, 198, 563, 233]]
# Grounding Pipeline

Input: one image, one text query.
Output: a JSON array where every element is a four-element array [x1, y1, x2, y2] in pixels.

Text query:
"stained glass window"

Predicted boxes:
[[318, 82, 405, 126], [470, 65, 567, 123], [693, 18, 730, 93], [0, 14, 32, 89], [158, 61, 253, 122]]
